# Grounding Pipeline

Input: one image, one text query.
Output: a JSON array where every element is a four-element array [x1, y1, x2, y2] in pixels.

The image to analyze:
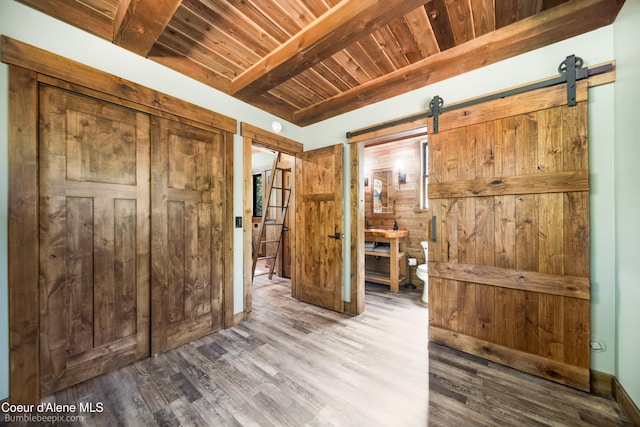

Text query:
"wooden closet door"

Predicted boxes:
[[39, 87, 150, 394], [151, 117, 225, 354], [428, 82, 591, 391]]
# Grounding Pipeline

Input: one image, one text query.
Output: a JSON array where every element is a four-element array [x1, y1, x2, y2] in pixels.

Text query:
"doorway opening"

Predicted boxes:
[[250, 145, 293, 284], [361, 138, 428, 303], [348, 124, 429, 314]]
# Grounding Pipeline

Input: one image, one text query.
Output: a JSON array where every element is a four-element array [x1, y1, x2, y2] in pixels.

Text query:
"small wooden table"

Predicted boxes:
[[364, 229, 409, 292]]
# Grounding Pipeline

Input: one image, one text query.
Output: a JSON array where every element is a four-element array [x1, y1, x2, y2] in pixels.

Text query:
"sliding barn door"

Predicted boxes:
[[39, 87, 150, 394], [428, 82, 591, 390], [294, 145, 344, 312], [151, 117, 225, 354]]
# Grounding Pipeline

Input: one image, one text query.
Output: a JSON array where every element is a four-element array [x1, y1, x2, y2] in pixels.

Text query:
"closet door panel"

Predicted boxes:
[[39, 86, 151, 394], [151, 117, 225, 354]]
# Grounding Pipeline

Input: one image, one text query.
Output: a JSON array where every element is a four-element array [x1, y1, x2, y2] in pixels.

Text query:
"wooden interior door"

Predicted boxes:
[[151, 116, 225, 354], [294, 145, 344, 312], [428, 82, 591, 391], [39, 86, 150, 394]]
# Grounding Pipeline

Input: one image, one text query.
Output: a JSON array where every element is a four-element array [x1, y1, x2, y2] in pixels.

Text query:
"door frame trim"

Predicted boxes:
[[240, 123, 303, 319], [347, 123, 429, 315]]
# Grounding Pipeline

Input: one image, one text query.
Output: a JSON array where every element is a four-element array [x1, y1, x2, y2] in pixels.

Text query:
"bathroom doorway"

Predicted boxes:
[[348, 123, 429, 314]]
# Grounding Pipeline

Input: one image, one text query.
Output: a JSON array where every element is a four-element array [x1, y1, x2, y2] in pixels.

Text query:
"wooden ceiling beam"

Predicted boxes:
[[16, 0, 113, 40], [113, 0, 183, 57], [293, 0, 623, 126], [230, 0, 430, 99]]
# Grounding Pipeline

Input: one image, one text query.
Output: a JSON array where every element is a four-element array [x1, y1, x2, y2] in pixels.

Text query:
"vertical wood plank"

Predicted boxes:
[[538, 193, 564, 275], [350, 142, 365, 314], [167, 201, 186, 324], [564, 192, 590, 277], [243, 136, 254, 317], [67, 197, 94, 355], [562, 101, 589, 172], [428, 277, 443, 328], [539, 294, 565, 362], [515, 195, 539, 272], [93, 197, 117, 347], [537, 107, 563, 174], [515, 113, 538, 175], [222, 130, 235, 329], [134, 112, 151, 358], [114, 198, 138, 339], [564, 298, 590, 368]]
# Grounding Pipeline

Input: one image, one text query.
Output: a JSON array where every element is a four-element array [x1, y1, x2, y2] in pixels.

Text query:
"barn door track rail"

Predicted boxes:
[[346, 55, 613, 138]]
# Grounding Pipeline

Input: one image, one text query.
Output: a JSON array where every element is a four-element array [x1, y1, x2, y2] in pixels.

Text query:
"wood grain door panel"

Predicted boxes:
[[151, 117, 225, 354], [294, 145, 344, 312], [428, 82, 591, 390], [39, 87, 150, 394]]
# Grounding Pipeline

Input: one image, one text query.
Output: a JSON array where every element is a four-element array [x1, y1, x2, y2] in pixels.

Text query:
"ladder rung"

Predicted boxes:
[[266, 205, 287, 209], [257, 256, 277, 260], [265, 223, 284, 226], [261, 240, 280, 243], [253, 271, 270, 277]]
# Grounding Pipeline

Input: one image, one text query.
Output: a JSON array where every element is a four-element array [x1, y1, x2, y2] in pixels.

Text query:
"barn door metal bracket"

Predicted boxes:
[[429, 95, 444, 134], [559, 54, 585, 106]]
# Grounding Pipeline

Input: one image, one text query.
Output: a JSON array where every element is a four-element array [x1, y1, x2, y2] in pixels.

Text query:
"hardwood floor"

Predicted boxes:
[[2, 275, 631, 426]]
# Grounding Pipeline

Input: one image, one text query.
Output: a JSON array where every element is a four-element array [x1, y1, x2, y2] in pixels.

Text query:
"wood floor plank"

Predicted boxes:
[[1, 274, 631, 426]]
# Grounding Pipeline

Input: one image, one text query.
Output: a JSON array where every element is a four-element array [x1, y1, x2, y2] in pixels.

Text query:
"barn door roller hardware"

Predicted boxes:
[[346, 55, 612, 138]]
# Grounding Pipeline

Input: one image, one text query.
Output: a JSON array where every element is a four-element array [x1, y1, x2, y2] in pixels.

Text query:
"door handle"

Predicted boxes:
[[327, 232, 341, 240], [431, 215, 437, 242]]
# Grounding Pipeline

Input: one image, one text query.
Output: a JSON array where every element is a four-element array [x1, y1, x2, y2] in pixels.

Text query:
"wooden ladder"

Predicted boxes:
[[252, 152, 292, 280]]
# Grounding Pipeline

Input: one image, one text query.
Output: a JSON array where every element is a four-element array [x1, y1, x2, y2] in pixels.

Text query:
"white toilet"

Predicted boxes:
[[416, 241, 429, 303]]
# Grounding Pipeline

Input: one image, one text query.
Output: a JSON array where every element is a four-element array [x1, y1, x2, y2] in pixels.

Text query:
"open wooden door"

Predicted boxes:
[[428, 82, 591, 391], [294, 145, 344, 312]]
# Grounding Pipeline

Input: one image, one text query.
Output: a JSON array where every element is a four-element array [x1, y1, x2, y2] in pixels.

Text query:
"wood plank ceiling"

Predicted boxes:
[[17, 0, 624, 126]]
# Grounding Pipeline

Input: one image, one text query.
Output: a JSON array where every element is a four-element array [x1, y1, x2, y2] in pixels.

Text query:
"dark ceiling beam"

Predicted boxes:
[[113, 0, 183, 57], [230, 0, 430, 99], [293, 0, 624, 126]]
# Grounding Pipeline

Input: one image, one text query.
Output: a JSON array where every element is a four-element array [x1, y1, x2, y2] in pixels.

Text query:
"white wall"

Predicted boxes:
[[614, 0, 640, 408], [0, 0, 636, 409]]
